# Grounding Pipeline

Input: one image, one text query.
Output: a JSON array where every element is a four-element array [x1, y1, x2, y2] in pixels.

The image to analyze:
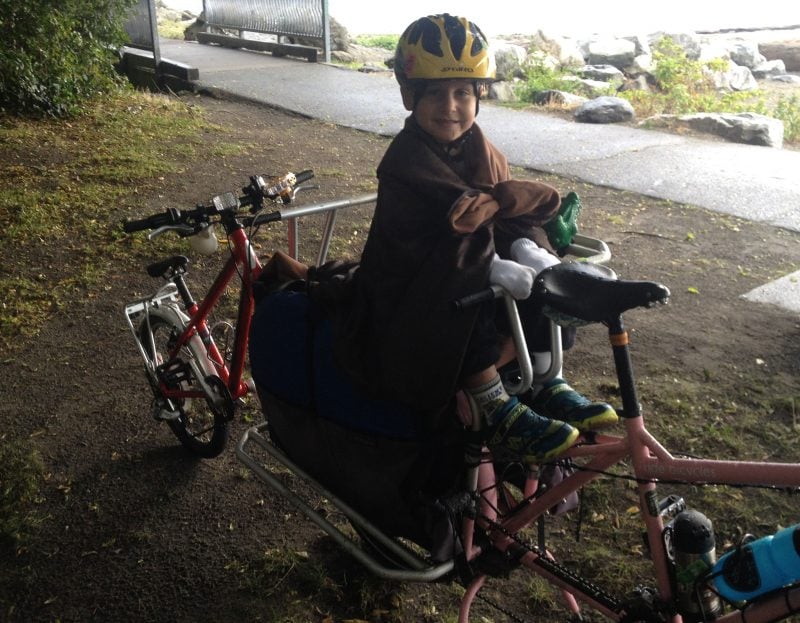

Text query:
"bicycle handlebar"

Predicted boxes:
[[122, 170, 315, 235]]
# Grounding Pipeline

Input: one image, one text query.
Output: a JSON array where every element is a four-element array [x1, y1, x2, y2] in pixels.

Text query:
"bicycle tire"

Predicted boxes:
[[139, 313, 229, 458]]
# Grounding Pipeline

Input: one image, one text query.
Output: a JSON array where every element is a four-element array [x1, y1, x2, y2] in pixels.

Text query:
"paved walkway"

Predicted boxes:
[[158, 39, 800, 312]]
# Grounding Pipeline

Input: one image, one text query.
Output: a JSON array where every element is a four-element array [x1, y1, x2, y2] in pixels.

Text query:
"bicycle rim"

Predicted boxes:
[[141, 314, 229, 458]]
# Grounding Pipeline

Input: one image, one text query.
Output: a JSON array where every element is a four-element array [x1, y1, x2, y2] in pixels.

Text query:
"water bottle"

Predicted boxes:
[[671, 510, 722, 620], [712, 523, 800, 603]]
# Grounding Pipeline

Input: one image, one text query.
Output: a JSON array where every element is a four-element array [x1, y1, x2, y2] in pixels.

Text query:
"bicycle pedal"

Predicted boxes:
[[156, 359, 193, 388]]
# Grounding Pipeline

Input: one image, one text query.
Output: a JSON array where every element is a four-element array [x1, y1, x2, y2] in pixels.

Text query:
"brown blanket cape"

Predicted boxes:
[[333, 117, 561, 421]]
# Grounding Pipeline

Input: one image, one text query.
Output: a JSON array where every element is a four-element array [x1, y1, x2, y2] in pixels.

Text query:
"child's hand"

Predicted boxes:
[[489, 254, 536, 300], [510, 238, 560, 274]]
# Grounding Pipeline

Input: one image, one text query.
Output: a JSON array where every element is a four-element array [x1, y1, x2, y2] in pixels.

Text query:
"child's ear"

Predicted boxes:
[[400, 85, 415, 111]]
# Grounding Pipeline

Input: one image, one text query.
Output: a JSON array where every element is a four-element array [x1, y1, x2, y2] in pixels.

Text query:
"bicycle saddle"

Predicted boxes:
[[147, 255, 189, 278], [533, 262, 670, 323]]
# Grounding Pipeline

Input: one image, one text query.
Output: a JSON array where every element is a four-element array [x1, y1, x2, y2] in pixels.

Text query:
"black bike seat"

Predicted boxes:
[[147, 255, 189, 278], [533, 262, 670, 323]]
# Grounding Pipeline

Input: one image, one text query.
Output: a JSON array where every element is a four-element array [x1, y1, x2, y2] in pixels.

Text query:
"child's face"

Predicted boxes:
[[412, 80, 478, 144]]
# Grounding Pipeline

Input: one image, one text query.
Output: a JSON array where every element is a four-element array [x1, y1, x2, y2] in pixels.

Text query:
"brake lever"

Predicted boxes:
[[148, 224, 196, 240], [285, 184, 319, 203]]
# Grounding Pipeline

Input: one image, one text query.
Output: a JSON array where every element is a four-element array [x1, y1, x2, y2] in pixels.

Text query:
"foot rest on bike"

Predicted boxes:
[[534, 262, 670, 323]]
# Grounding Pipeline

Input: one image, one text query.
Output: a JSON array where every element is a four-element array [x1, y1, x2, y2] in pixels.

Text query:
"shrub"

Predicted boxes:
[[353, 34, 399, 51], [515, 55, 584, 103], [774, 94, 800, 141], [0, 0, 136, 117]]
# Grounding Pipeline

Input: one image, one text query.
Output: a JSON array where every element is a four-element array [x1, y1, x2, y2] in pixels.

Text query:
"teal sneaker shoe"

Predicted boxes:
[[530, 379, 618, 431], [485, 397, 579, 464]]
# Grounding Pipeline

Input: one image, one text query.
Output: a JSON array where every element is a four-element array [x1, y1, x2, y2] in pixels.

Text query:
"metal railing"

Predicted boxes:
[[201, 0, 331, 62]]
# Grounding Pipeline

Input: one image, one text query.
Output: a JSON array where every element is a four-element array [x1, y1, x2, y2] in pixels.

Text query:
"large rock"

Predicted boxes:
[[705, 61, 758, 92], [727, 39, 766, 68], [579, 64, 626, 84], [530, 30, 586, 69], [489, 80, 518, 102], [492, 41, 528, 81], [651, 32, 702, 60], [768, 74, 800, 84], [584, 38, 636, 70], [532, 89, 588, 108], [751, 59, 787, 79], [679, 112, 784, 148], [574, 96, 635, 123], [759, 39, 800, 72]]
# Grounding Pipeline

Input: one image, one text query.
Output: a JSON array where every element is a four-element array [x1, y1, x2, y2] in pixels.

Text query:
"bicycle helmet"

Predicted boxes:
[[394, 14, 496, 86]]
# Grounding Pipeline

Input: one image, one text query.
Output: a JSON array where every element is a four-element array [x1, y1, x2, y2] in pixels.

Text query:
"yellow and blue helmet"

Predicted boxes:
[[394, 14, 496, 85]]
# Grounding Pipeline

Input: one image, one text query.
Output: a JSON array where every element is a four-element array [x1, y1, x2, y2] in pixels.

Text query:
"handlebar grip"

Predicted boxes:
[[123, 213, 168, 233], [122, 208, 180, 233], [452, 288, 497, 311], [294, 169, 314, 184]]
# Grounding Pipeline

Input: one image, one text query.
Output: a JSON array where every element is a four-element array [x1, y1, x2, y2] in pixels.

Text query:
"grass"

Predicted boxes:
[[0, 437, 44, 550], [0, 89, 237, 353], [0, 87, 229, 569]]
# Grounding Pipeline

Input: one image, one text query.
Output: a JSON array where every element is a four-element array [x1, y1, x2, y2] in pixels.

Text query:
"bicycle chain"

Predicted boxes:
[[473, 509, 623, 620]]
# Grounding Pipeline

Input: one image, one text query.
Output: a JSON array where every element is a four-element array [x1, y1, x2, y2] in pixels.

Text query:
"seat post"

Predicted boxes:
[[608, 316, 640, 420]]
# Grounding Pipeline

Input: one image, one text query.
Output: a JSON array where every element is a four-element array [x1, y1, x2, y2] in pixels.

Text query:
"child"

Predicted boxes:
[[333, 14, 617, 463]]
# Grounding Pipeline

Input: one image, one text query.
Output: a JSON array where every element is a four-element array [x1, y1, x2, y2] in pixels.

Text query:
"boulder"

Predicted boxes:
[[759, 39, 800, 72], [705, 61, 758, 92], [651, 32, 702, 60], [574, 96, 635, 123], [751, 59, 787, 79], [562, 76, 616, 97], [727, 39, 766, 68], [488, 81, 518, 102], [579, 64, 626, 84], [531, 89, 588, 108], [768, 74, 800, 85], [530, 30, 586, 69], [585, 38, 637, 70], [679, 112, 784, 148], [492, 42, 528, 81]]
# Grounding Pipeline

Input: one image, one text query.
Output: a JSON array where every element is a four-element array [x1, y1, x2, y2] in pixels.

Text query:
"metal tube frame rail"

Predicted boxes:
[[235, 423, 456, 582], [270, 193, 376, 263], [236, 196, 612, 583]]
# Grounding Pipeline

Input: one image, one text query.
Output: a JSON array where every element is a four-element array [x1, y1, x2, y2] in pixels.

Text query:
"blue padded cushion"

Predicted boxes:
[[249, 289, 421, 439]]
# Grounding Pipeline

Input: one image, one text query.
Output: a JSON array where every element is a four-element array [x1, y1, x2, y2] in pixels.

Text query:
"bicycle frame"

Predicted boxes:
[[170, 231, 260, 402], [237, 259, 800, 623], [125, 193, 379, 409], [457, 314, 800, 623]]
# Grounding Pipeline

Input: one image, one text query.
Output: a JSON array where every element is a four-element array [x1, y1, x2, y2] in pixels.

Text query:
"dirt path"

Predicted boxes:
[[2, 95, 799, 623]]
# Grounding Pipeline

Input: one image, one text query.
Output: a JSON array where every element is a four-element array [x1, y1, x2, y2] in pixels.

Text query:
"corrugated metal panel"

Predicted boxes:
[[123, 0, 156, 48], [205, 0, 324, 38]]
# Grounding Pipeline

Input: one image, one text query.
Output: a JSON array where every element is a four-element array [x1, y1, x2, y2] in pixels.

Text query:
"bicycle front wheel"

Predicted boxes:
[[140, 313, 229, 458]]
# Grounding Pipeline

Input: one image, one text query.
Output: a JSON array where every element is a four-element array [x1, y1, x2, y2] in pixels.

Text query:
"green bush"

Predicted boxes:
[[353, 34, 399, 51], [775, 94, 800, 141], [515, 55, 586, 103], [0, 0, 136, 117]]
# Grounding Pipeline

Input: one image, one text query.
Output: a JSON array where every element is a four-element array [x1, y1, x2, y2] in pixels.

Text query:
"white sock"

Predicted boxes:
[[467, 374, 510, 425]]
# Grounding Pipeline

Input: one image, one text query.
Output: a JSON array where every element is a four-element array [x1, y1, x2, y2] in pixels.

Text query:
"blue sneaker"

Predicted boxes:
[[485, 397, 579, 464], [530, 379, 618, 431]]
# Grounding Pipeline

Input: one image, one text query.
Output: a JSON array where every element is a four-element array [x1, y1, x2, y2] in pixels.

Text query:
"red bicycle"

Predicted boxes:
[[123, 169, 375, 457]]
